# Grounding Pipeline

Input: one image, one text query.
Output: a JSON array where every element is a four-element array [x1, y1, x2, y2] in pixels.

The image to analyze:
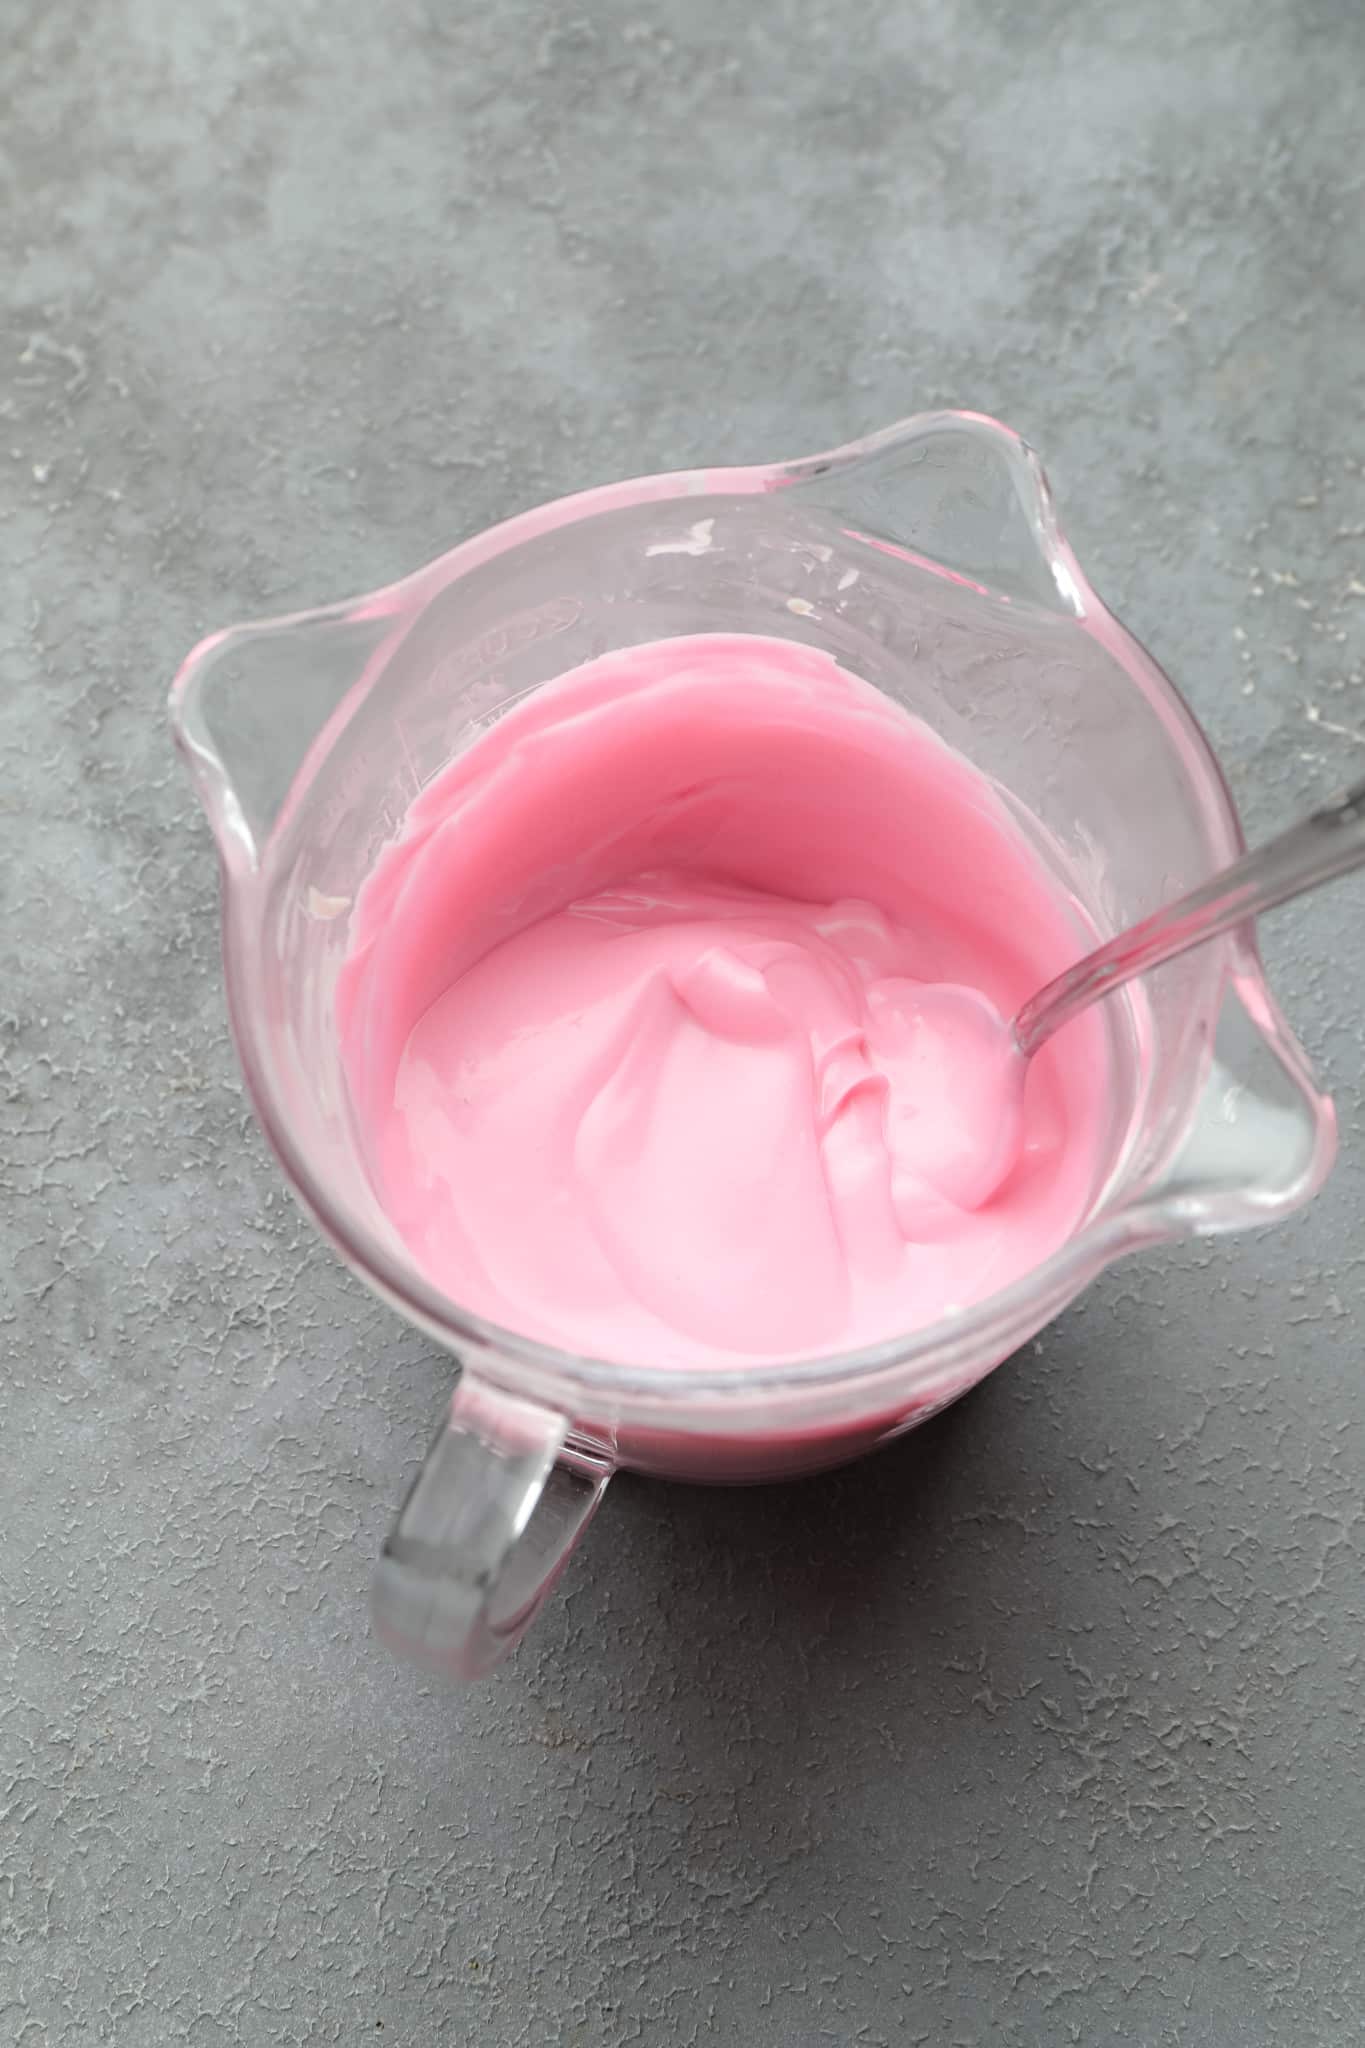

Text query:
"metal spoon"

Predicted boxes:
[[938, 774, 1365, 1210], [1015, 771, 1365, 1060]]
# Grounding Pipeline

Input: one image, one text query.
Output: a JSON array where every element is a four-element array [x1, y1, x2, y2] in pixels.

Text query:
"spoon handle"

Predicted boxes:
[[1015, 773, 1365, 1060]]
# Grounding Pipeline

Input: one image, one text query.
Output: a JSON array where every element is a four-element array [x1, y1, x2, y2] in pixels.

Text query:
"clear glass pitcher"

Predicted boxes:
[[170, 411, 1336, 1679]]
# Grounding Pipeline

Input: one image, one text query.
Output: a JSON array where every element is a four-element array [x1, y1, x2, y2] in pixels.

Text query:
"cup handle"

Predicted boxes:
[[372, 1372, 612, 1680]]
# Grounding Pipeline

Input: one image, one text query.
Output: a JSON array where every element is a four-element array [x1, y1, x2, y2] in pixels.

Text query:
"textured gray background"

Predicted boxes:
[[4, 0, 1364, 2041]]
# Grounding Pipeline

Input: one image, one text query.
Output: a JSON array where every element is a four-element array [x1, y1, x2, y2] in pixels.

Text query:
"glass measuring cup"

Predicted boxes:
[[170, 411, 1336, 1679]]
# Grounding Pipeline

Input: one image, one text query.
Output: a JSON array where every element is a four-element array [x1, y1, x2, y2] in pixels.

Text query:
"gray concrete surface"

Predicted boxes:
[[4, 0, 1364, 2041]]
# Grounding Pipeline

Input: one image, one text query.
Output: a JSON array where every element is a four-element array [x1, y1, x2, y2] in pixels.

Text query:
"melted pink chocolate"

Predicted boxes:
[[338, 635, 1112, 1365]]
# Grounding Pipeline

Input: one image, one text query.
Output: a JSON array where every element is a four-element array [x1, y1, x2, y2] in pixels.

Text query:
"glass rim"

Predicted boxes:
[[174, 410, 1329, 1409]]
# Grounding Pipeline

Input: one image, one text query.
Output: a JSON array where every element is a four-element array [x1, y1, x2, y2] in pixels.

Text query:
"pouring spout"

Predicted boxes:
[[1128, 936, 1336, 1239], [169, 599, 401, 872], [778, 410, 1089, 618]]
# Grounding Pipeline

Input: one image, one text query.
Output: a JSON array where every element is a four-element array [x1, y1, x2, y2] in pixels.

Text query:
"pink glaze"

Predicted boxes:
[[337, 634, 1113, 1366]]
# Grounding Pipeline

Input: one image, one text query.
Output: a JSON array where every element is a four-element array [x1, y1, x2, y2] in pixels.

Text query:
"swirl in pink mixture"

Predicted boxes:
[[338, 634, 1112, 1366]]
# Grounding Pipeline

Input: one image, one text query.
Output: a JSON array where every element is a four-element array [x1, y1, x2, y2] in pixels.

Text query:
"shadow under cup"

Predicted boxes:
[[173, 415, 1333, 1674]]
